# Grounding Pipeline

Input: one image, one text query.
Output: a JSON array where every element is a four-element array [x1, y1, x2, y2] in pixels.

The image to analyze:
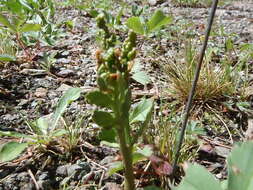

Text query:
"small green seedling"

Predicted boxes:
[[126, 9, 173, 36], [0, 88, 81, 162], [86, 13, 156, 190], [0, 0, 56, 61], [86, 9, 172, 190]]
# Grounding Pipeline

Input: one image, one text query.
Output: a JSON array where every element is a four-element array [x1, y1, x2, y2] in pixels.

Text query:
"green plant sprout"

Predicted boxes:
[[86, 10, 171, 190], [0, 88, 82, 162], [0, 0, 56, 62]]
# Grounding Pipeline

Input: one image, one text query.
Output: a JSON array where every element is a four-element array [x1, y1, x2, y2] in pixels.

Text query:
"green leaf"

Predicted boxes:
[[129, 98, 153, 124], [20, 23, 41, 32], [100, 141, 119, 148], [51, 88, 81, 130], [108, 146, 151, 176], [0, 142, 28, 162], [51, 129, 68, 137], [136, 146, 153, 157], [19, 0, 33, 10], [108, 161, 123, 175], [88, 10, 99, 18], [147, 10, 172, 33], [126, 17, 145, 35], [174, 164, 223, 190], [144, 186, 161, 190], [131, 71, 150, 85], [0, 14, 15, 31], [86, 91, 112, 109], [227, 142, 253, 190], [0, 130, 33, 140], [99, 128, 116, 143], [36, 117, 49, 135], [0, 54, 16, 62], [93, 111, 115, 129]]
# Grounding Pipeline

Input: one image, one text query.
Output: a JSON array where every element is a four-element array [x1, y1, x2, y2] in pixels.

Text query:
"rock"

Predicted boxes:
[[34, 87, 48, 98], [99, 156, 115, 166], [56, 58, 71, 64], [17, 172, 30, 183], [34, 78, 52, 88], [20, 69, 46, 76], [67, 164, 83, 179], [0, 169, 11, 178], [245, 119, 253, 141], [56, 165, 69, 176], [57, 69, 75, 77], [56, 84, 73, 92], [38, 172, 49, 180], [3, 173, 19, 190], [17, 99, 29, 107], [148, 0, 157, 6], [77, 162, 91, 179], [37, 179, 52, 190], [3, 114, 19, 121], [102, 182, 121, 190], [61, 51, 70, 57], [20, 183, 35, 190], [214, 146, 230, 158]]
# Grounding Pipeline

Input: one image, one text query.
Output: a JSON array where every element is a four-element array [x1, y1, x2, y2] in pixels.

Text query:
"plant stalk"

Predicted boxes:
[[117, 127, 135, 190]]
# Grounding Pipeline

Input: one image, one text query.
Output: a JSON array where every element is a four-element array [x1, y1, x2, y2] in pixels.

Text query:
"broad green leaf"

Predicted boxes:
[[0, 142, 28, 162], [129, 98, 153, 124], [147, 10, 172, 33], [0, 54, 16, 62], [88, 10, 99, 18], [12, 17, 23, 30], [0, 14, 15, 31], [86, 91, 112, 109], [221, 180, 228, 190], [51, 88, 81, 130], [93, 111, 114, 129], [136, 145, 153, 157], [0, 130, 33, 140], [51, 129, 68, 137], [132, 152, 147, 163], [174, 164, 223, 190], [108, 161, 123, 175], [100, 141, 119, 148], [108, 147, 151, 175], [99, 128, 116, 143], [36, 117, 49, 135], [5, 0, 23, 16], [131, 71, 150, 85], [126, 17, 145, 35], [227, 142, 253, 190], [20, 23, 41, 32], [19, 0, 32, 10]]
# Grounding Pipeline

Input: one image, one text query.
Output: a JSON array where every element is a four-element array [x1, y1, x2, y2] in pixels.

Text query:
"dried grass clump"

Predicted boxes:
[[163, 42, 235, 104]]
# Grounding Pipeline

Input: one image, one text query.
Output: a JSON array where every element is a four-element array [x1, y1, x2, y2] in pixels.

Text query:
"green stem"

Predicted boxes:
[[117, 127, 135, 190]]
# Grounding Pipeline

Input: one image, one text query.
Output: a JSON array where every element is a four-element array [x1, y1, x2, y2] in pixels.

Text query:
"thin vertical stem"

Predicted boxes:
[[118, 127, 135, 190], [172, 0, 219, 175]]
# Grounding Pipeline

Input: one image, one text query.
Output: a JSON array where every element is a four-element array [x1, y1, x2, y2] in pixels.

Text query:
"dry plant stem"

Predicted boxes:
[[172, 0, 219, 176], [117, 127, 135, 190], [206, 104, 234, 144], [16, 33, 32, 61]]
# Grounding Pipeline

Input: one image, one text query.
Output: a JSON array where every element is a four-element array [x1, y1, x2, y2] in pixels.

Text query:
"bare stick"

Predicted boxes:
[[172, 0, 219, 175], [27, 169, 40, 190]]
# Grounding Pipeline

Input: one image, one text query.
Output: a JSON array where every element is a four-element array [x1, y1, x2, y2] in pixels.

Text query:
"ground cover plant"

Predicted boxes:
[[0, 0, 253, 189]]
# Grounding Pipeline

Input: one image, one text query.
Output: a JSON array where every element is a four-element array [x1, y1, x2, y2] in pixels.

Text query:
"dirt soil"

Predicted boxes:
[[0, 0, 252, 189]]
